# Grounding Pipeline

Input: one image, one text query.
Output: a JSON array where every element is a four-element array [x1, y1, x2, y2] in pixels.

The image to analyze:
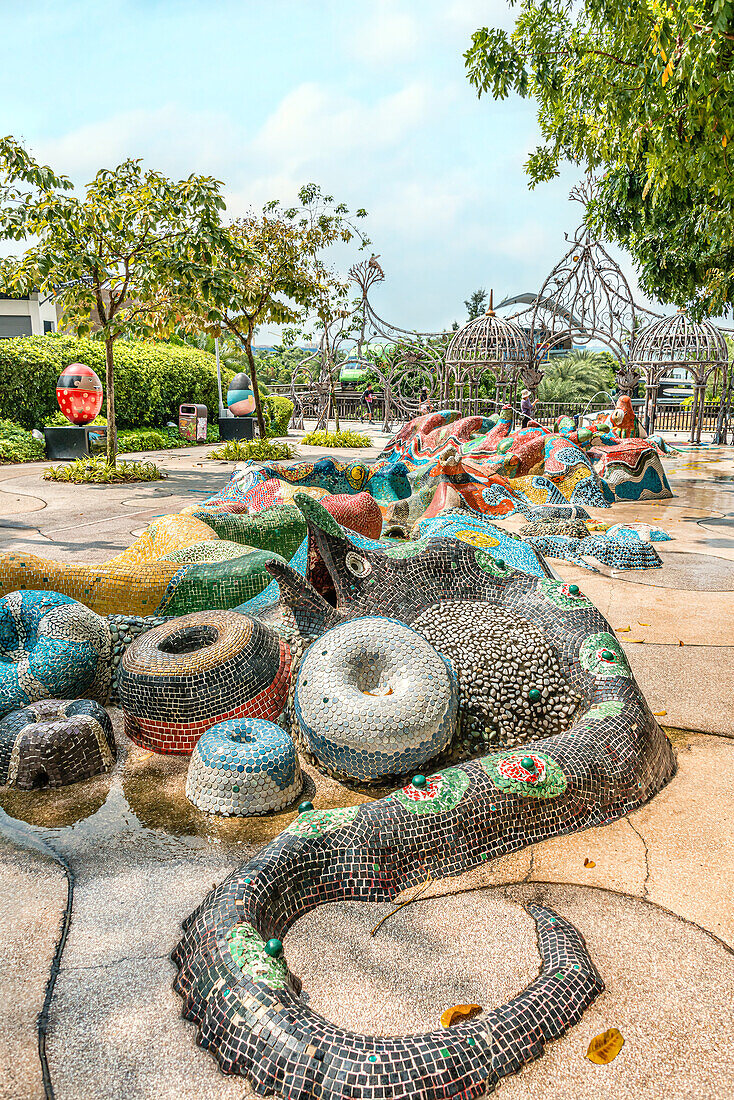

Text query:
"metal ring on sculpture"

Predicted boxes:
[[119, 610, 291, 755], [0, 698, 115, 789], [293, 616, 458, 782], [0, 590, 111, 719], [186, 717, 302, 816]]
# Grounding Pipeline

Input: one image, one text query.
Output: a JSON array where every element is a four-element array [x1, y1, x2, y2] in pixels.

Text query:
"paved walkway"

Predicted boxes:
[[0, 432, 732, 1099]]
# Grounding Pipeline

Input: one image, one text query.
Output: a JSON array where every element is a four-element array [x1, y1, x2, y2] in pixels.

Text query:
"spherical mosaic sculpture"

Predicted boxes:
[[0, 698, 115, 789], [226, 372, 256, 417], [293, 616, 457, 782], [119, 610, 291, 754], [186, 717, 302, 816], [0, 590, 111, 719], [55, 362, 103, 425]]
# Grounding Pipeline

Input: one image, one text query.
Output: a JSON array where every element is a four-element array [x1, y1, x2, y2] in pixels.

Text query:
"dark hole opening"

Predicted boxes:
[[159, 625, 218, 655]]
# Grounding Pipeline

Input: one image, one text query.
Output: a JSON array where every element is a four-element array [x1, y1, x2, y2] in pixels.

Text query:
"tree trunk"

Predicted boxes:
[[243, 334, 267, 438], [105, 336, 117, 466], [329, 367, 340, 432]]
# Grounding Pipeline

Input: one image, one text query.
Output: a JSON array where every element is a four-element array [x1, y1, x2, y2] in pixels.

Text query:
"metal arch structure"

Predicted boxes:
[[287, 180, 731, 440], [498, 179, 660, 397], [629, 311, 729, 443], [347, 256, 451, 431]]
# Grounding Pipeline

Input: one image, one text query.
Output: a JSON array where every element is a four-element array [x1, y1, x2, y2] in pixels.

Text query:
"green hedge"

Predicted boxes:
[[262, 394, 294, 436], [0, 335, 233, 430], [0, 419, 45, 463]]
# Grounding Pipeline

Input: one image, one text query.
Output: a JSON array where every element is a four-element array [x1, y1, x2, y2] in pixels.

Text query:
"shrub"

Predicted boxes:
[[208, 439, 296, 462], [0, 419, 45, 463], [299, 429, 372, 448], [262, 394, 294, 436], [0, 334, 230, 430], [43, 456, 164, 483]]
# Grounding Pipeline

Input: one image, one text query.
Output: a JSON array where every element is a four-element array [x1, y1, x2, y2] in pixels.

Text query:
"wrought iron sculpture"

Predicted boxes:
[[629, 310, 729, 442], [444, 291, 530, 413], [286, 179, 730, 440]]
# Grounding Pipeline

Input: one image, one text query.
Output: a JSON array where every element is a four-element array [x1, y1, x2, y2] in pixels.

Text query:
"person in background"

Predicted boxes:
[[418, 386, 432, 415], [520, 389, 537, 428], [361, 382, 375, 423]]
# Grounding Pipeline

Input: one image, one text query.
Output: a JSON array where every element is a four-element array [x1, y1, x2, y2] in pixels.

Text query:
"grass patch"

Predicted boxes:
[[43, 456, 165, 483], [208, 438, 297, 462], [300, 429, 372, 448]]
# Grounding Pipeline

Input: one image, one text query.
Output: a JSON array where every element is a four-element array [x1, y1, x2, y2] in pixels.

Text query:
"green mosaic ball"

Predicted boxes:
[[412, 774, 427, 789], [265, 938, 283, 957], [568, 584, 580, 596], [298, 801, 314, 814], [528, 688, 541, 703], [601, 649, 615, 661], [521, 757, 536, 771]]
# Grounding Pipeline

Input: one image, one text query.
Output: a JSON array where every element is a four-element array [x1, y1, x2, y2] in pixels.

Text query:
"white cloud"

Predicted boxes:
[[348, 0, 423, 66]]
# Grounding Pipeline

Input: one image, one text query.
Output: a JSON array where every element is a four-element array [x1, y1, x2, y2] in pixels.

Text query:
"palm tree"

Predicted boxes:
[[537, 349, 615, 405]]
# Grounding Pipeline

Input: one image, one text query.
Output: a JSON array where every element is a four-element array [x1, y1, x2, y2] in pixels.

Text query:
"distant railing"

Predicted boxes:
[[268, 385, 723, 434]]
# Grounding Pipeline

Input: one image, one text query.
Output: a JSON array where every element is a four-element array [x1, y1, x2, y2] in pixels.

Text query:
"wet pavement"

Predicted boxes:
[[0, 431, 733, 1099]]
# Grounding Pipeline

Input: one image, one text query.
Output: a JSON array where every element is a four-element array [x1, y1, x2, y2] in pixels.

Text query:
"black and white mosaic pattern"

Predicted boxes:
[[0, 697, 115, 789], [173, 492, 676, 1100]]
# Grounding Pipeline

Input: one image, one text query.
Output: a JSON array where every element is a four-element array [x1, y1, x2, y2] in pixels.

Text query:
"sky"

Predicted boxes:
[[0, 0, 637, 340]]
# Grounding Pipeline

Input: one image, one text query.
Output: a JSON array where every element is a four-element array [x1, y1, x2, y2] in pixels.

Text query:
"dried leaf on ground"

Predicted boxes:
[[586, 1028, 625, 1064], [441, 1004, 483, 1027]]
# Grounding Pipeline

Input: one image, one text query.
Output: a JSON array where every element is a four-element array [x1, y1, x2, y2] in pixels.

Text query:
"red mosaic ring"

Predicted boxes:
[[119, 610, 291, 754]]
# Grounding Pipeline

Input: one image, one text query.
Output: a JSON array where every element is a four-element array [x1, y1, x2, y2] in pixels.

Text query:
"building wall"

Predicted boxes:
[[0, 292, 58, 337]]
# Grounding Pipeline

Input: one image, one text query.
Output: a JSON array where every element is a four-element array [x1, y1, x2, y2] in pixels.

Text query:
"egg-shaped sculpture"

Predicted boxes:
[[56, 363, 103, 425], [226, 372, 256, 417]]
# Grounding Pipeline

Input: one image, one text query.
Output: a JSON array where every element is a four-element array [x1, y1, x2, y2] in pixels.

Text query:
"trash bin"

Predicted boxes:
[[179, 404, 208, 442]]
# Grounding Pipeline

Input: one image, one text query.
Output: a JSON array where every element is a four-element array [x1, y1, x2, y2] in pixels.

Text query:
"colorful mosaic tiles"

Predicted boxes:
[[0, 697, 115, 788], [0, 590, 111, 719], [119, 611, 291, 754], [294, 616, 457, 782], [186, 717, 302, 816], [173, 488, 675, 1098]]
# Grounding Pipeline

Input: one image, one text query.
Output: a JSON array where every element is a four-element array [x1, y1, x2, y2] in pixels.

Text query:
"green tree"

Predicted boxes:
[[465, 3, 734, 316], [465, 288, 488, 319], [537, 349, 615, 404], [0, 138, 231, 463], [173, 184, 368, 438]]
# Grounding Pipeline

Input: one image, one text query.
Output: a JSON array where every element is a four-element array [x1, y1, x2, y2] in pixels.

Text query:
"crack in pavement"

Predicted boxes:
[[61, 951, 171, 973], [627, 818, 651, 898]]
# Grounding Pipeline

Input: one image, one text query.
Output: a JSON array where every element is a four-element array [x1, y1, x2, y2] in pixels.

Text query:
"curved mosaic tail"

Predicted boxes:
[[173, 887, 601, 1099]]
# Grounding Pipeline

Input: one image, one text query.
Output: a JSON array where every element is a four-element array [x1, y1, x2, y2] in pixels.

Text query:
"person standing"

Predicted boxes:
[[361, 383, 375, 423], [520, 389, 537, 428]]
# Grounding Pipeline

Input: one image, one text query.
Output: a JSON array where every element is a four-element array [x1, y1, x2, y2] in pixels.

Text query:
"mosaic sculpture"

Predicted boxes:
[[55, 362, 103, 425], [186, 717, 302, 816], [0, 698, 114, 789], [294, 616, 458, 782], [0, 511, 304, 617], [173, 491, 676, 1099], [119, 610, 291, 754], [0, 590, 111, 719]]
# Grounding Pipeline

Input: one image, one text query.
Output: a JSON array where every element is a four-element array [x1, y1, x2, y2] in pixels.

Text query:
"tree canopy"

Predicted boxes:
[[171, 184, 369, 436], [465, 2, 734, 316], [0, 138, 229, 461]]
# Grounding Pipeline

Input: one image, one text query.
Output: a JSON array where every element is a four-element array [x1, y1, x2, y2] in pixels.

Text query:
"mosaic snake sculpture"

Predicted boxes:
[[173, 494, 676, 1100]]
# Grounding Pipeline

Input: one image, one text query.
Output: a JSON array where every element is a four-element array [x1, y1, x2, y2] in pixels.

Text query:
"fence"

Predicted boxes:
[[269, 386, 726, 435]]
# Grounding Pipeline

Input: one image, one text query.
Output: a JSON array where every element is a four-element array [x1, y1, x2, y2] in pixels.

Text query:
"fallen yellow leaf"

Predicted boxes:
[[584, 858, 596, 868], [441, 1004, 483, 1028], [615, 626, 631, 632], [637, 622, 650, 626], [587, 1028, 625, 1064], [653, 711, 668, 717]]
